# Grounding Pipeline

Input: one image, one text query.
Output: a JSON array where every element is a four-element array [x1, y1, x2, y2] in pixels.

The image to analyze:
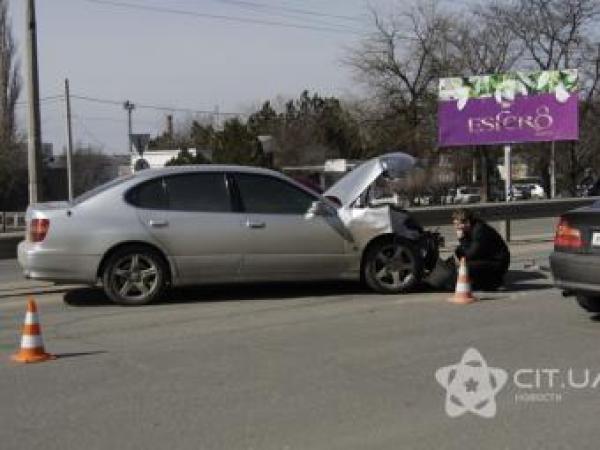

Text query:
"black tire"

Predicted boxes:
[[363, 238, 424, 294], [576, 295, 600, 313], [102, 245, 167, 306]]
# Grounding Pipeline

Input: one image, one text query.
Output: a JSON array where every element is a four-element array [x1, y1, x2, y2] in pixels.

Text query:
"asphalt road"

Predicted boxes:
[[2, 240, 600, 449]]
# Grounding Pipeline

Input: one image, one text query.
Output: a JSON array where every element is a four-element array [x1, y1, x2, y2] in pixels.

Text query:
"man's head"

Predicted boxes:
[[452, 208, 476, 238]]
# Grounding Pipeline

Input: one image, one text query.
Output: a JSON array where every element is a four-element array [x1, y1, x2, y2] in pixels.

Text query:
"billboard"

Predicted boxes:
[[438, 70, 579, 147]]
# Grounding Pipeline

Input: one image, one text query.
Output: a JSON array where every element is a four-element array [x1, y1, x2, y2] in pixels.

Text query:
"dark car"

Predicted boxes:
[[550, 202, 600, 312], [581, 179, 600, 197]]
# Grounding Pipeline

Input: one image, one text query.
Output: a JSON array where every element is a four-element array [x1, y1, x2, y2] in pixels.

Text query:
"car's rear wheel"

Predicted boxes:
[[102, 246, 167, 305], [363, 239, 423, 294], [576, 295, 600, 313]]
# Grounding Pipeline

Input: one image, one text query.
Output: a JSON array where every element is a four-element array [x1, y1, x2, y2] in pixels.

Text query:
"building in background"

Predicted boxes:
[[130, 147, 213, 172]]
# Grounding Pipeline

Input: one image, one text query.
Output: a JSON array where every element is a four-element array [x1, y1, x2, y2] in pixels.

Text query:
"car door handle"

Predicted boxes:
[[148, 219, 169, 228], [246, 220, 266, 229]]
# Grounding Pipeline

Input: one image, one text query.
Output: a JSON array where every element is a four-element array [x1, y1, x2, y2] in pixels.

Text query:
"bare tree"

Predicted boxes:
[[0, 0, 22, 210], [449, 7, 522, 76], [0, 0, 19, 142], [490, 0, 599, 70], [487, 0, 600, 194], [345, 1, 455, 155]]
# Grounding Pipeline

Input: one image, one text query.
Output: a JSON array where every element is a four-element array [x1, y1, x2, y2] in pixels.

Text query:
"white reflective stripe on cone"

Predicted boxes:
[[456, 282, 470, 291], [24, 312, 39, 325], [20, 334, 44, 349]]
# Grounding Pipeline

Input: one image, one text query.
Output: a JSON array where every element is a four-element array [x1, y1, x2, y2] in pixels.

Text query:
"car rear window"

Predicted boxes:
[[126, 178, 168, 209], [126, 173, 231, 212], [164, 173, 231, 212], [73, 174, 134, 205]]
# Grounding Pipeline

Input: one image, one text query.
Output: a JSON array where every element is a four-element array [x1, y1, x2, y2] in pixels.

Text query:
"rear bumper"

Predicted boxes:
[[550, 251, 600, 295], [17, 240, 100, 284]]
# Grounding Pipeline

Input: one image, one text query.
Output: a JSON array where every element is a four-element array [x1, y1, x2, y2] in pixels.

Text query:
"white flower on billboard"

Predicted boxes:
[[439, 70, 579, 110], [536, 70, 551, 91], [439, 78, 470, 111], [555, 82, 570, 103], [493, 79, 527, 104]]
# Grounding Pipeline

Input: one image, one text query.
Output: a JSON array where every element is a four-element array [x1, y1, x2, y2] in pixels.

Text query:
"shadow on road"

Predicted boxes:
[[56, 351, 107, 359], [421, 268, 554, 295], [64, 281, 370, 307], [63, 269, 552, 307], [502, 269, 554, 292], [0, 286, 75, 299]]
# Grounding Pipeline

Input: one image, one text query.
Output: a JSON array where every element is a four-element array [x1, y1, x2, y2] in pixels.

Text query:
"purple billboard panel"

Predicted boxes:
[[438, 93, 579, 147]]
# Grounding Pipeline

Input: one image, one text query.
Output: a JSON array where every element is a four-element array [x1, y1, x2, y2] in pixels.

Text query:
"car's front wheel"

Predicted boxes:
[[102, 246, 167, 305], [576, 295, 600, 313], [363, 238, 423, 294]]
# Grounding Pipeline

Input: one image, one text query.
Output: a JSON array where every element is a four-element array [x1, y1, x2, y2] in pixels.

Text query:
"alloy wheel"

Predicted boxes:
[[110, 253, 160, 303]]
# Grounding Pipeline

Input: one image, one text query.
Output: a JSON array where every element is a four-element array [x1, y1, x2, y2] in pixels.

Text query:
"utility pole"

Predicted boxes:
[[213, 105, 220, 129], [64, 79, 74, 202], [123, 100, 135, 153], [166, 114, 173, 140], [26, 0, 43, 204]]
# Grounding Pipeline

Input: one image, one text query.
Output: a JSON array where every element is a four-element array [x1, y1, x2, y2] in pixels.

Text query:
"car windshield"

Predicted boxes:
[[73, 174, 134, 205]]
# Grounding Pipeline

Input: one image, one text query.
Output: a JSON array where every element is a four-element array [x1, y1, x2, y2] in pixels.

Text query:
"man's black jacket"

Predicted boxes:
[[455, 219, 510, 266]]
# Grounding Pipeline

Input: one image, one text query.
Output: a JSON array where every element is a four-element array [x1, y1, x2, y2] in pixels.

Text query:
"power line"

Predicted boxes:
[[73, 115, 108, 148], [211, 0, 365, 24], [18, 92, 247, 117], [201, 0, 367, 31], [82, 0, 364, 34], [16, 94, 64, 106], [72, 114, 157, 125], [71, 94, 247, 116]]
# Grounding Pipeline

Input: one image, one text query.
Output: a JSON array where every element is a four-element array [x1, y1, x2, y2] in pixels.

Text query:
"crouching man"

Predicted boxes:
[[452, 208, 511, 290]]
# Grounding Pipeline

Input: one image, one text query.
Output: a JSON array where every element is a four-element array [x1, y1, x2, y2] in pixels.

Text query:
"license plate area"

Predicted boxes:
[[592, 232, 600, 247]]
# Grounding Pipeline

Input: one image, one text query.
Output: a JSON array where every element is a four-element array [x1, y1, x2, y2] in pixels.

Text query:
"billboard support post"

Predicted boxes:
[[502, 144, 512, 242], [480, 148, 488, 202], [550, 141, 556, 198]]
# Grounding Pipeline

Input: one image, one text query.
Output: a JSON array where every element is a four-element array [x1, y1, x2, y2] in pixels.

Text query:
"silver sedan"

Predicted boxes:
[[18, 153, 436, 305]]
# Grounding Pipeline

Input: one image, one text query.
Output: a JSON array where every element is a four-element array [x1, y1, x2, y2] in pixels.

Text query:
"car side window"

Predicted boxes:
[[126, 178, 168, 210], [164, 173, 231, 212], [235, 173, 316, 215]]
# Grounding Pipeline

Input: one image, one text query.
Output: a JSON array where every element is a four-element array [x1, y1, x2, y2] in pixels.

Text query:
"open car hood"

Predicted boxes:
[[324, 152, 416, 207]]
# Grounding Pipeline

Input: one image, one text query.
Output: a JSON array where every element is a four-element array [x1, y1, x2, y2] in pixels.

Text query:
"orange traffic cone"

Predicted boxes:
[[448, 257, 478, 305], [11, 297, 55, 363]]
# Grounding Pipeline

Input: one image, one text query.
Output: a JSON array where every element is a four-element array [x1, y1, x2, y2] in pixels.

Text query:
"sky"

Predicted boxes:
[[9, 0, 396, 155]]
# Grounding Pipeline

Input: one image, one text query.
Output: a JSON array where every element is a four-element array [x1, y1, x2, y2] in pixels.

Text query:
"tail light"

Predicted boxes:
[[29, 218, 50, 243], [554, 217, 582, 249]]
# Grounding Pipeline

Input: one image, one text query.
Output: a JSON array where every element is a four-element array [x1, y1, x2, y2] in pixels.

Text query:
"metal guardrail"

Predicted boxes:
[[407, 197, 600, 227], [0, 212, 26, 233]]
